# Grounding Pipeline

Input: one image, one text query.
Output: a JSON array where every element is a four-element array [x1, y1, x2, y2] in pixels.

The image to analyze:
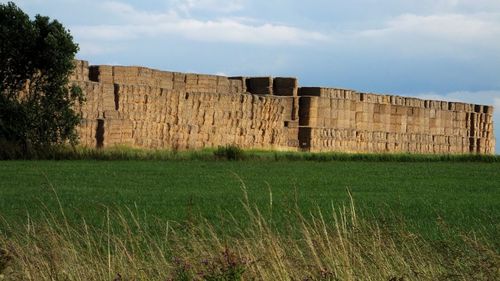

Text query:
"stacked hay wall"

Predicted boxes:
[[298, 88, 495, 154], [70, 62, 298, 150], [70, 60, 494, 154]]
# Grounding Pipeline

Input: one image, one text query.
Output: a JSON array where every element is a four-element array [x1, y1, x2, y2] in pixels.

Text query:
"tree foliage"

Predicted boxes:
[[0, 1, 83, 153]]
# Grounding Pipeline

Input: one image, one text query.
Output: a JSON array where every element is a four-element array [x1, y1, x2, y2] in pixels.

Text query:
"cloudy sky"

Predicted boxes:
[[9, 0, 500, 152]]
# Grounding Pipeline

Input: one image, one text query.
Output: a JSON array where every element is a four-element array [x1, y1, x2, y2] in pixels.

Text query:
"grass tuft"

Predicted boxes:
[[1, 143, 499, 162], [0, 189, 498, 280]]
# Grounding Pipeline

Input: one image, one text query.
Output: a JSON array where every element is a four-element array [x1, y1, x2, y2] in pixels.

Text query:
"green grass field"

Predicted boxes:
[[0, 160, 498, 244], [1, 158, 499, 280]]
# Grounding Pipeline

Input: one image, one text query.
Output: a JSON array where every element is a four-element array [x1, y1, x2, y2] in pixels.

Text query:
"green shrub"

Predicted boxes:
[[213, 145, 245, 161]]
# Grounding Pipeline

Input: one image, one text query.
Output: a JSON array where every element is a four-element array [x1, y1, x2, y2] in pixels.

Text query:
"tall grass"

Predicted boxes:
[[0, 189, 498, 280], [1, 144, 499, 162]]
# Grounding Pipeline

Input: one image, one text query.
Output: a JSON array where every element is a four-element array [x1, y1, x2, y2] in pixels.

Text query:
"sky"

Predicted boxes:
[[7, 0, 500, 152]]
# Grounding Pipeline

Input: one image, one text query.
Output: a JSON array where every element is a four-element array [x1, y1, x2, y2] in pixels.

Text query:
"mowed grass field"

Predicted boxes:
[[0, 160, 499, 244]]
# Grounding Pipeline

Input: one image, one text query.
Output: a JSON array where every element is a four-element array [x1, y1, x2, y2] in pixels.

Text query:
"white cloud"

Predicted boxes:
[[71, 1, 328, 46], [361, 13, 500, 41], [433, 0, 500, 11], [495, 97, 500, 108], [100, 1, 178, 24], [355, 13, 500, 57], [171, 0, 245, 14], [385, 0, 500, 14], [76, 41, 125, 56], [73, 20, 327, 45], [77, 42, 108, 56], [413, 90, 500, 106]]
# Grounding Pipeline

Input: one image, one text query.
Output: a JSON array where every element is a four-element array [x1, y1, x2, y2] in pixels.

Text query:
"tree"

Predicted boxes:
[[0, 2, 83, 154]]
